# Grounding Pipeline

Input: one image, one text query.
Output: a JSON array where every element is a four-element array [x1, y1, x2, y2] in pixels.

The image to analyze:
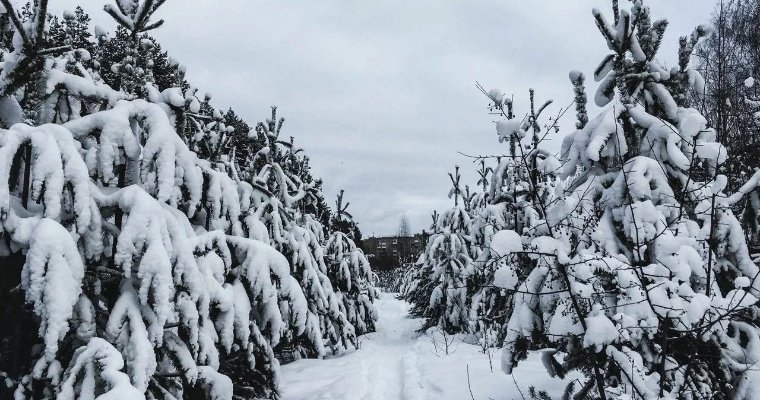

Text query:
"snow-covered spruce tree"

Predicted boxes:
[[0, 1, 374, 399], [330, 189, 361, 244], [222, 108, 256, 179], [500, 1, 760, 398], [45, 7, 96, 59], [409, 166, 476, 333], [468, 88, 563, 350], [101, 0, 176, 99], [0, 1, 126, 127], [324, 190, 378, 335], [400, 211, 437, 315], [240, 107, 357, 358], [100, 2, 358, 360], [400, 89, 564, 339]]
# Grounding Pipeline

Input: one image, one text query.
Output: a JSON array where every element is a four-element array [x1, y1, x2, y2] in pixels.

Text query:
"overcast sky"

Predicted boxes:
[[50, 0, 716, 237]]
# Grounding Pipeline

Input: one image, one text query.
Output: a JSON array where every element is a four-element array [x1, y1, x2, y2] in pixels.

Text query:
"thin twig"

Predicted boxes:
[[467, 364, 476, 400]]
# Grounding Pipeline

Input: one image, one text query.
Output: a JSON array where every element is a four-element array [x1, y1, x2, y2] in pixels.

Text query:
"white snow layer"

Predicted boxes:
[[280, 293, 579, 400]]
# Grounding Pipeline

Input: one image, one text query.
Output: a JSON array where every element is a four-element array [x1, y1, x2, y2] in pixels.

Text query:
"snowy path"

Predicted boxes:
[[280, 293, 577, 400], [280, 294, 426, 399]]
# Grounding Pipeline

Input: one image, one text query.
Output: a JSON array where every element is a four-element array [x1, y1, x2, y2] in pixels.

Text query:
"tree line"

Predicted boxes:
[[0, 1, 376, 399], [402, 0, 760, 398]]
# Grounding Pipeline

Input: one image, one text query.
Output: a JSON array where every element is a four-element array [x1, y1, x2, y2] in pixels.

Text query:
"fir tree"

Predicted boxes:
[[324, 192, 378, 335]]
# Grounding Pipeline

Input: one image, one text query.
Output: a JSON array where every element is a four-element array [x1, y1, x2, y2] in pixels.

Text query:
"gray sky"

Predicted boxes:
[[50, 0, 715, 237]]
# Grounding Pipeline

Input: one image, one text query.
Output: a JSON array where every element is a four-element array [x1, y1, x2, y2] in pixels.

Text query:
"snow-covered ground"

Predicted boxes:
[[280, 292, 577, 400]]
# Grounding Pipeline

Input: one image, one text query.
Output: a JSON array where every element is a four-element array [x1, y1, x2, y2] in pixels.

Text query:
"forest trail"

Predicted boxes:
[[280, 293, 575, 400], [279, 294, 427, 400]]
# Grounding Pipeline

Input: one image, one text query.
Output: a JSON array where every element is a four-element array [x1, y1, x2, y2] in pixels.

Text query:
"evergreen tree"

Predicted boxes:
[[499, 2, 760, 398], [324, 193, 378, 335], [331, 189, 361, 243], [240, 107, 358, 358], [223, 107, 256, 178], [423, 205, 474, 333], [404, 167, 475, 333], [467, 89, 562, 350], [400, 211, 440, 318]]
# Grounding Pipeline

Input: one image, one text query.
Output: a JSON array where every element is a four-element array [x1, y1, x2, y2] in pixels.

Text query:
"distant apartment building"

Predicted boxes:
[[362, 234, 427, 270]]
